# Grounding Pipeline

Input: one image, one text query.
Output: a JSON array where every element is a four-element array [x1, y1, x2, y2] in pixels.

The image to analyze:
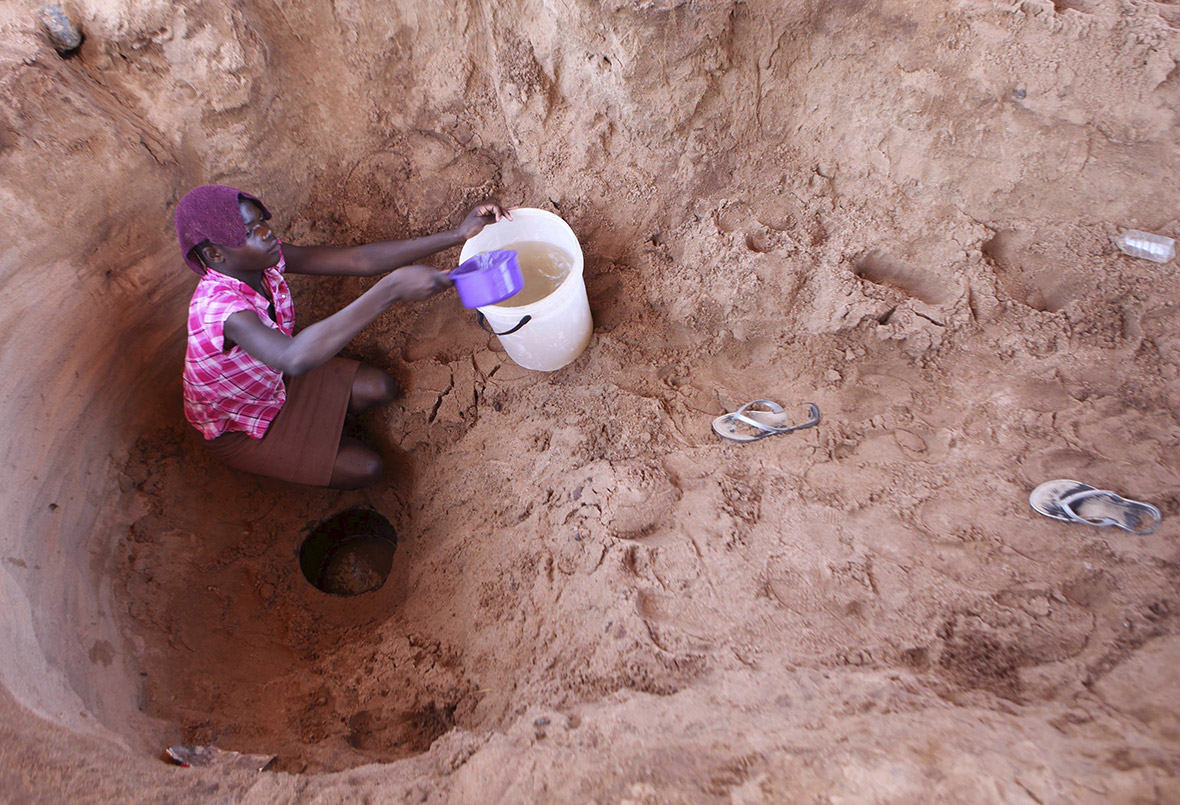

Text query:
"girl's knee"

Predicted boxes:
[[354, 451, 385, 488], [364, 448, 385, 476], [372, 369, 399, 404], [352, 365, 399, 411], [329, 443, 385, 489]]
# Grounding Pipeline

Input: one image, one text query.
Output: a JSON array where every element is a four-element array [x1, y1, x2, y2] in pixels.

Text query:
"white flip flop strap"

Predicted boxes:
[[1060, 488, 1162, 535], [731, 400, 785, 433], [1060, 489, 1121, 527]]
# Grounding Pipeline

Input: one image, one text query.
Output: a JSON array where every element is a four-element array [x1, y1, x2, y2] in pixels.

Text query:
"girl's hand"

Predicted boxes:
[[382, 265, 453, 301], [457, 203, 513, 240]]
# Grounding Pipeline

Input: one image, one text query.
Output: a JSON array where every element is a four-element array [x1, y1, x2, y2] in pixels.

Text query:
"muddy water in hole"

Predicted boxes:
[[497, 241, 574, 307]]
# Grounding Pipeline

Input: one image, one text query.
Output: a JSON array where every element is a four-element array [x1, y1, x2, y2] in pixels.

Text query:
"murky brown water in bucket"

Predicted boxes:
[[496, 241, 573, 307]]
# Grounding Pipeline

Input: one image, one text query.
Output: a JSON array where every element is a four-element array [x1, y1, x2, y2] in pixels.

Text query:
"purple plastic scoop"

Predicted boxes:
[[451, 250, 523, 308]]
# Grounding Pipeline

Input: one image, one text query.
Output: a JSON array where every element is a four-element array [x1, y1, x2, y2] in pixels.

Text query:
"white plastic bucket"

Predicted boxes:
[[459, 208, 592, 371]]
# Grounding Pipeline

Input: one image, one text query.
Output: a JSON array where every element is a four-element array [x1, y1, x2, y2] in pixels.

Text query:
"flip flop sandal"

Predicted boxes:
[[1029, 479, 1162, 536], [712, 400, 821, 443]]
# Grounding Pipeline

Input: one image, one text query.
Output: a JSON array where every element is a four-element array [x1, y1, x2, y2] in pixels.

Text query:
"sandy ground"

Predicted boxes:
[[2, 0, 1180, 800]]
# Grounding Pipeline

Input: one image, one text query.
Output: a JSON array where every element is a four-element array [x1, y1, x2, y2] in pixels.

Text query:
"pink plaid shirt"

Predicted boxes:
[[183, 251, 296, 439]]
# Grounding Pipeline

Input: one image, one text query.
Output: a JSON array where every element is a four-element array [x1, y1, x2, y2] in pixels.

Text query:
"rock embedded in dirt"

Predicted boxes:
[[39, 4, 81, 54]]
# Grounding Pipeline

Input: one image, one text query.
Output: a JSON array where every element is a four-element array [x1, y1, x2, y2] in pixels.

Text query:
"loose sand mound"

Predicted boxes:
[[2, 0, 1179, 800]]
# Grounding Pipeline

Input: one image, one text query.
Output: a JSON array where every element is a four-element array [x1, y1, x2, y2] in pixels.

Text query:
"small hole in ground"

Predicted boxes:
[[1052, 0, 1094, 13], [299, 507, 397, 596]]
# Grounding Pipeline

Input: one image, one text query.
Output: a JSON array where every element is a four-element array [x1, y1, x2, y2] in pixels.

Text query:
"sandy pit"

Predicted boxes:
[[2, 0, 1180, 800]]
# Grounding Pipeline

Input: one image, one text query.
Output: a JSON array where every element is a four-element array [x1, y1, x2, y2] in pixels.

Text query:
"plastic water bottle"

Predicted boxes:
[[1115, 230, 1175, 263]]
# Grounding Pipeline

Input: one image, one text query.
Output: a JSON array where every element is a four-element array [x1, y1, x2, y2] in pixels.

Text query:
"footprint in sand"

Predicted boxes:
[[853, 250, 953, 306]]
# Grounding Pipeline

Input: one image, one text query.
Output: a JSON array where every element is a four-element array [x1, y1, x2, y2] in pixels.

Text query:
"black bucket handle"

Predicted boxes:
[[477, 311, 531, 336]]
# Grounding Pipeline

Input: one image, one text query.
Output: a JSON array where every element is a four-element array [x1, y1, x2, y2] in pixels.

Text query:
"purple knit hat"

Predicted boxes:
[[175, 185, 272, 274]]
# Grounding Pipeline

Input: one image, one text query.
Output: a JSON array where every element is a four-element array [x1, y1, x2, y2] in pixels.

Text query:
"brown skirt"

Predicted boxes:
[[204, 357, 360, 486]]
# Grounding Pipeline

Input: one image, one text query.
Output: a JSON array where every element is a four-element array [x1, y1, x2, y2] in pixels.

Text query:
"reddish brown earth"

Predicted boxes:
[[2, 0, 1179, 800]]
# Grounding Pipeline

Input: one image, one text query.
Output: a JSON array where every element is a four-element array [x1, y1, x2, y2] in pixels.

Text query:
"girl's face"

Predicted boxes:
[[203, 199, 279, 273], [228, 199, 280, 271]]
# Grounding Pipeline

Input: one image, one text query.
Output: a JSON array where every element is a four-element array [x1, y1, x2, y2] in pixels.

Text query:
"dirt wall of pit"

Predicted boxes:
[[2, 0, 1179, 799]]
